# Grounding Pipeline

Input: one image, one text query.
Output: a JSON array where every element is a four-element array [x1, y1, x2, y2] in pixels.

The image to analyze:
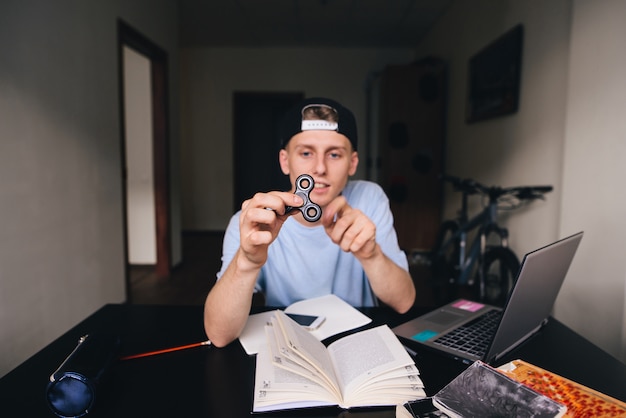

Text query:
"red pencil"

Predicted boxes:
[[120, 340, 211, 361]]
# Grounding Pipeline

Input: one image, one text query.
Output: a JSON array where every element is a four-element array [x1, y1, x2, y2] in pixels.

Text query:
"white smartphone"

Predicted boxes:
[[285, 313, 326, 331]]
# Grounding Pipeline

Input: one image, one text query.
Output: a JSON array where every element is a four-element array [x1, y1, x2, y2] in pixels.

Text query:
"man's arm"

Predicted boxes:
[[204, 248, 261, 347], [357, 243, 415, 313], [203, 192, 303, 347], [322, 196, 416, 313]]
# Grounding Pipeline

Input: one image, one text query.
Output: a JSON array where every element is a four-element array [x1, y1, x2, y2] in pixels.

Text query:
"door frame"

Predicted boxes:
[[117, 20, 172, 298]]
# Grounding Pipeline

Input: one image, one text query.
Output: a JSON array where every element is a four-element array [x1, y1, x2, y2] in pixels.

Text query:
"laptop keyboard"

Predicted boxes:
[[433, 309, 502, 357]]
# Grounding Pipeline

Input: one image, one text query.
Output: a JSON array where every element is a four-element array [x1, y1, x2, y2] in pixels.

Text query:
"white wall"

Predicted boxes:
[[180, 47, 416, 230], [414, 0, 626, 362], [558, 0, 626, 361], [0, 0, 181, 376]]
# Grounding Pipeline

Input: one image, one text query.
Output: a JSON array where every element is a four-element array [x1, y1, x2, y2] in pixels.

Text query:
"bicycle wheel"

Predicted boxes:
[[481, 247, 520, 306], [430, 220, 460, 285]]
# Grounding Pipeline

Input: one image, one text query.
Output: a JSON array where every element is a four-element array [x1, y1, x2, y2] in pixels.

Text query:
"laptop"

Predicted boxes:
[[394, 232, 583, 365]]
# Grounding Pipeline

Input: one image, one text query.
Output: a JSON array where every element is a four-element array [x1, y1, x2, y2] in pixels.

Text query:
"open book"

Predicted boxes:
[[253, 310, 426, 412]]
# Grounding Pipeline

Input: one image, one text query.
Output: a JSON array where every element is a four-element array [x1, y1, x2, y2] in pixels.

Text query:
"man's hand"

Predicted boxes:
[[321, 195, 377, 260], [321, 194, 416, 314], [238, 191, 303, 268]]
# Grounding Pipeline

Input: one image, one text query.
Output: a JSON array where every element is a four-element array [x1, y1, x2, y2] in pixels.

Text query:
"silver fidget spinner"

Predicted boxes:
[[285, 174, 322, 222]]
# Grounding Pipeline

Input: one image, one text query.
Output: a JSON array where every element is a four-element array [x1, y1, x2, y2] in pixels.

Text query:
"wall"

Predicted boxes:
[[558, 0, 626, 361], [179, 47, 416, 230], [413, 0, 571, 253], [415, 0, 626, 362], [0, 0, 181, 376]]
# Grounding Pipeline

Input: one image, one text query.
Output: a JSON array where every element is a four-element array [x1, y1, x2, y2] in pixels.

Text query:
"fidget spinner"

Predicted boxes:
[[285, 174, 322, 222]]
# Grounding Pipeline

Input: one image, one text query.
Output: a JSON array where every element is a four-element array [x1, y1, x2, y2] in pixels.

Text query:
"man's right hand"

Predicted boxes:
[[238, 191, 303, 268]]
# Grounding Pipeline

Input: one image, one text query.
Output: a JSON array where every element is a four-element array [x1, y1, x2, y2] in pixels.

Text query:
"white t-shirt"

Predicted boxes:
[[216, 180, 409, 307]]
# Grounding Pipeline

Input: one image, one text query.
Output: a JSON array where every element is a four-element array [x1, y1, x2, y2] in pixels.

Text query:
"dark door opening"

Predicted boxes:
[[233, 92, 303, 209]]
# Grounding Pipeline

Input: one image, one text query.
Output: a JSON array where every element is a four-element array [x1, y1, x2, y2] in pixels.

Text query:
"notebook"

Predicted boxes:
[[394, 232, 583, 365]]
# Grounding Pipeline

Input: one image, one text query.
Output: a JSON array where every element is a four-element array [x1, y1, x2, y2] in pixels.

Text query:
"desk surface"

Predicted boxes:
[[1, 304, 625, 417]]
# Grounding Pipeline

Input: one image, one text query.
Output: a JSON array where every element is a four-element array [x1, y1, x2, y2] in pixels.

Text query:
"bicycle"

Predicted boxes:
[[422, 175, 552, 306]]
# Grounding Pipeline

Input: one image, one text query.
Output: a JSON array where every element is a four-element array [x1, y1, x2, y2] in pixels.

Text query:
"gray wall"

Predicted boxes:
[[558, 0, 626, 362], [0, 0, 182, 376], [415, 0, 626, 362]]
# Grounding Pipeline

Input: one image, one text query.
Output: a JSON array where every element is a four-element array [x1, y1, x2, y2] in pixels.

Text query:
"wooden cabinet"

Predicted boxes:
[[377, 59, 446, 252]]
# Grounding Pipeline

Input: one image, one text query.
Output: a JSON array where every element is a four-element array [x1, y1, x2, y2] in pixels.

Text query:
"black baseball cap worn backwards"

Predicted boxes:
[[279, 97, 358, 150]]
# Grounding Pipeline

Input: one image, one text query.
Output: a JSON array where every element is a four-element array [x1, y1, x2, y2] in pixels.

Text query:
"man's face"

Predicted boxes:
[[279, 130, 358, 209]]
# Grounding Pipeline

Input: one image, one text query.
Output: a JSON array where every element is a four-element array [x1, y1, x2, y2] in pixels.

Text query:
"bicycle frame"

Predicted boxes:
[[429, 175, 550, 303], [437, 189, 510, 289]]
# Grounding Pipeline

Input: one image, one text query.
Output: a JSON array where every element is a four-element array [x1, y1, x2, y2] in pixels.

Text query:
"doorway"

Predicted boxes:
[[118, 21, 172, 299], [233, 92, 303, 209], [123, 46, 156, 265]]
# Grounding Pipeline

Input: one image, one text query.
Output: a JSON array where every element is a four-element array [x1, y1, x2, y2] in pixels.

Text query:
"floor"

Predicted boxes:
[[128, 231, 223, 306], [128, 231, 462, 308]]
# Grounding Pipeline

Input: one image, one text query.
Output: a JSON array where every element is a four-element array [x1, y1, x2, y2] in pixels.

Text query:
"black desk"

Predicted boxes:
[[1, 304, 625, 417]]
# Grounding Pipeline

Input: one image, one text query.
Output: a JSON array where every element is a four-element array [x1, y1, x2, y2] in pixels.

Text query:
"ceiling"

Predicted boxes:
[[178, 0, 454, 48]]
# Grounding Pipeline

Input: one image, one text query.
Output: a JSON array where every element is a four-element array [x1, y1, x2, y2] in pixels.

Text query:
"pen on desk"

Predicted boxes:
[[120, 340, 211, 361]]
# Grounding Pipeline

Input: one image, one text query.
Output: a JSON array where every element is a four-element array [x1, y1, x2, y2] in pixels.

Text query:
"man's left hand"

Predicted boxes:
[[322, 195, 377, 260]]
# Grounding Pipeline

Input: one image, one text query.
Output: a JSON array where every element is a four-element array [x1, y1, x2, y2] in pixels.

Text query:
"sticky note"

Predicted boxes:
[[452, 300, 484, 312], [412, 330, 438, 342]]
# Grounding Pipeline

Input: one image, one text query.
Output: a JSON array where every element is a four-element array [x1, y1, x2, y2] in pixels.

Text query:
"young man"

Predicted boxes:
[[204, 97, 415, 347]]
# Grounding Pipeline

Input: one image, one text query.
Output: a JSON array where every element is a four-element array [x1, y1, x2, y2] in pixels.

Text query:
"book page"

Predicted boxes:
[[265, 320, 335, 393], [349, 372, 424, 395], [253, 347, 338, 412], [274, 311, 341, 397], [326, 325, 423, 407], [346, 375, 426, 407]]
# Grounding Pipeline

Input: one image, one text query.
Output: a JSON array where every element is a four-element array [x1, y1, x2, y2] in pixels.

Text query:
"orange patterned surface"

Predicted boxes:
[[500, 359, 626, 418]]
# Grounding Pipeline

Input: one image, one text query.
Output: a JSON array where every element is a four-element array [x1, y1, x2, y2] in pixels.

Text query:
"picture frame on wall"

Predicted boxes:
[[466, 24, 523, 123]]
